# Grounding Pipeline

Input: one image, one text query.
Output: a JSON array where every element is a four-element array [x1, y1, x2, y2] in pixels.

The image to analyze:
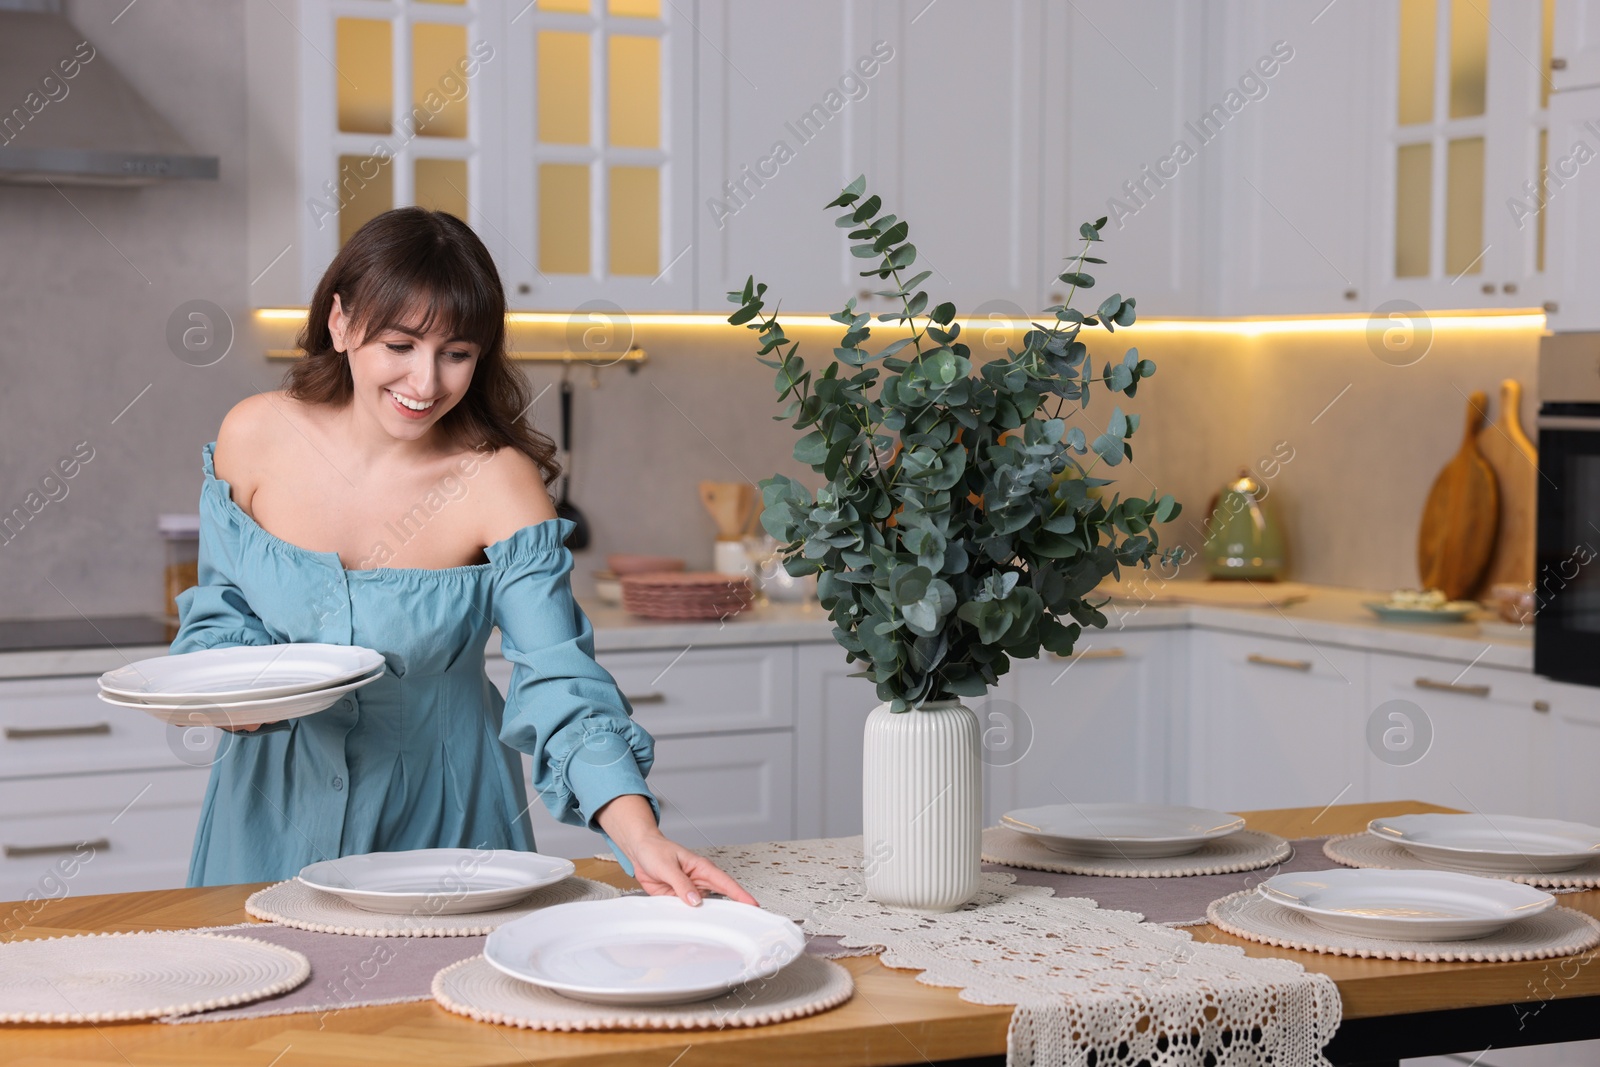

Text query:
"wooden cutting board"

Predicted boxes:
[[1474, 379, 1538, 594], [1417, 391, 1499, 600]]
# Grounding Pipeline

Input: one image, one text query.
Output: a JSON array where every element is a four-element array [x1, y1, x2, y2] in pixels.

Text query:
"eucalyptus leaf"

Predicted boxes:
[[728, 178, 1178, 707]]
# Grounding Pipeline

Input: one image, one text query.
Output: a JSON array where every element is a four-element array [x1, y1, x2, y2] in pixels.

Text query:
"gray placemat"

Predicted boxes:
[[979, 835, 1332, 927], [163, 918, 855, 1022]]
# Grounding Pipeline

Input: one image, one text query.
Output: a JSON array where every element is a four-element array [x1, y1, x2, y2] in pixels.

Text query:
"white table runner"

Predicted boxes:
[[703, 835, 1340, 1067]]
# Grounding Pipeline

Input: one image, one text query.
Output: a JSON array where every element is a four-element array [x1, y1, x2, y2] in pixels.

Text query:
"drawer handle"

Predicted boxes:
[[1416, 678, 1490, 697], [4, 838, 109, 859], [624, 692, 667, 704], [1049, 647, 1127, 661], [1247, 653, 1312, 672], [4, 722, 112, 741]]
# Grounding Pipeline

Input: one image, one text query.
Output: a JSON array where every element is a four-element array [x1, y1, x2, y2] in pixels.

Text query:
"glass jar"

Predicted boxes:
[[159, 514, 200, 617]]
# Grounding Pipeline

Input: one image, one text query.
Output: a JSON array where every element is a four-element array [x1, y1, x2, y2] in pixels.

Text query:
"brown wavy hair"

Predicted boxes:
[[283, 207, 559, 485]]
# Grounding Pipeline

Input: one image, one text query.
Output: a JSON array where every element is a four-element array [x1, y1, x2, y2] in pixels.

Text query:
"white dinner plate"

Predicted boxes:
[[484, 896, 805, 1005], [298, 849, 575, 914], [1257, 868, 1555, 941], [96, 667, 384, 727], [1369, 813, 1600, 874], [99, 644, 386, 704], [999, 803, 1246, 858]]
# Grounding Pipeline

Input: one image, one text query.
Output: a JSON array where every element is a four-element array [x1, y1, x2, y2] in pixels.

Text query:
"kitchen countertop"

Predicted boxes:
[[0, 584, 1531, 679]]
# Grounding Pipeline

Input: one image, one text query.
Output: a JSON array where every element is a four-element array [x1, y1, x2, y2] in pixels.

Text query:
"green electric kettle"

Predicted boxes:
[[1202, 469, 1286, 580]]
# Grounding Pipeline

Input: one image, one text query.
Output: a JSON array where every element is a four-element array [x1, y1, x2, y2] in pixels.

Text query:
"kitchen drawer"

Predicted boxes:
[[1366, 654, 1551, 817], [0, 676, 215, 780], [0, 768, 209, 905], [489, 644, 796, 736], [520, 729, 795, 857]]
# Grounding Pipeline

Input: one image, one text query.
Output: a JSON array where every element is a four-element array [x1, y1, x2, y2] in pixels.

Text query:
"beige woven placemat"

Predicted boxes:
[[982, 826, 1292, 877], [245, 876, 621, 937], [1207, 889, 1600, 962], [432, 952, 854, 1031], [0, 930, 310, 1023], [1324, 833, 1600, 889]]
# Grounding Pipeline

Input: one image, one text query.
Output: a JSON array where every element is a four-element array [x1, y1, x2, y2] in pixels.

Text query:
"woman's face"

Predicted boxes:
[[329, 294, 481, 441]]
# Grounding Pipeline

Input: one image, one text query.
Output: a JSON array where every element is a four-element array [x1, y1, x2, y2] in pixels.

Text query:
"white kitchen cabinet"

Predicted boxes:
[[1187, 630, 1367, 812], [1039, 1, 1206, 317], [1554, 0, 1600, 92], [1543, 85, 1600, 331], [0, 769, 208, 902], [793, 641, 881, 839], [693, 0, 882, 315], [247, 0, 695, 310], [1365, 652, 1555, 818], [0, 675, 218, 780], [1363, 0, 1553, 312], [1535, 677, 1600, 823], [988, 631, 1179, 815], [488, 644, 796, 856], [1206, 0, 1377, 314]]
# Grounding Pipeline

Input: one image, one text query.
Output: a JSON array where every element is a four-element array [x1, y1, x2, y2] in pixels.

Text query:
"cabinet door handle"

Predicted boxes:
[[624, 692, 667, 704], [1049, 647, 1127, 661], [1552, 57, 1568, 70], [4, 838, 109, 859], [1246, 653, 1312, 672], [4, 722, 112, 741], [1415, 677, 1491, 697]]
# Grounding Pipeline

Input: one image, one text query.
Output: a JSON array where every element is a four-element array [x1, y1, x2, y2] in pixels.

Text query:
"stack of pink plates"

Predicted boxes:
[[620, 572, 755, 620]]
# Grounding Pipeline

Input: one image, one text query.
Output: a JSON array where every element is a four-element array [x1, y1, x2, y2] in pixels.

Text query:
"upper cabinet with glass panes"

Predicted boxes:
[[244, 0, 692, 310], [1369, 0, 1555, 309]]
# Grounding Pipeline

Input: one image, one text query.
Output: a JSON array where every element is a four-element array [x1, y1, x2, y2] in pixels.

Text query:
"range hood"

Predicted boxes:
[[0, 5, 218, 185]]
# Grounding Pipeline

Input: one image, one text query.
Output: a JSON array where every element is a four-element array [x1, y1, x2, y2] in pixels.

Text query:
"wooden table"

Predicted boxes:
[[4, 801, 1599, 1067]]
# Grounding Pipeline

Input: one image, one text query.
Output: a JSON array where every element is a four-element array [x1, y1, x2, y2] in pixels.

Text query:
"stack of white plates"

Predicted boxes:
[[1257, 868, 1556, 941], [297, 849, 576, 914], [1000, 803, 1246, 858], [483, 896, 806, 1005], [97, 644, 386, 727], [1368, 814, 1600, 874]]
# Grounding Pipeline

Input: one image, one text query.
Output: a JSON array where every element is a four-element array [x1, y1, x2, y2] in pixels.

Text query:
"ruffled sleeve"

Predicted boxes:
[[488, 518, 660, 875], [170, 443, 275, 656]]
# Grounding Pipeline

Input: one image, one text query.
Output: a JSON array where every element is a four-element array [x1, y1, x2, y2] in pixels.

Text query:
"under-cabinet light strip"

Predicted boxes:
[[254, 308, 1547, 334]]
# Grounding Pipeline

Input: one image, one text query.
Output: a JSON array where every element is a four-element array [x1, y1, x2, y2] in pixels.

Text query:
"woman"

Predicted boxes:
[[174, 207, 755, 907]]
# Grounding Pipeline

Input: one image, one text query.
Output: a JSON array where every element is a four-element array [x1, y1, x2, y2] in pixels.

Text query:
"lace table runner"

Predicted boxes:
[[703, 836, 1340, 1067]]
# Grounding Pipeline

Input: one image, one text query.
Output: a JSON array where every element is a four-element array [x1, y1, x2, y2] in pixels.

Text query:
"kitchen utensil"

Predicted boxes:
[[1200, 469, 1286, 579], [998, 803, 1246, 858], [99, 644, 385, 704], [1476, 378, 1539, 595], [606, 554, 686, 576], [555, 375, 590, 551], [483, 896, 805, 1005], [699, 481, 757, 542], [97, 667, 384, 727], [296, 848, 576, 914], [1362, 600, 1476, 623], [1369, 814, 1600, 874], [1418, 391, 1499, 599], [1256, 868, 1555, 941]]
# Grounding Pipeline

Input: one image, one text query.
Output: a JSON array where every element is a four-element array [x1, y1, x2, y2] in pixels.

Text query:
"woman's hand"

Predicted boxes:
[[595, 794, 758, 906]]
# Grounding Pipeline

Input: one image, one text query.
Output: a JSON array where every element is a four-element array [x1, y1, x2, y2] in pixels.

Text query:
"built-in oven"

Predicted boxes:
[[1535, 333, 1600, 686]]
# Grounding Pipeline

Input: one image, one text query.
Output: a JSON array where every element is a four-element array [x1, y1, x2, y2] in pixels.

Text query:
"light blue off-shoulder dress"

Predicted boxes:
[[172, 442, 659, 886]]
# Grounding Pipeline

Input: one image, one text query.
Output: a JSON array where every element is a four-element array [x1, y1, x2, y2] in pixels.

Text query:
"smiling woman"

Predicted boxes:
[[174, 208, 755, 908]]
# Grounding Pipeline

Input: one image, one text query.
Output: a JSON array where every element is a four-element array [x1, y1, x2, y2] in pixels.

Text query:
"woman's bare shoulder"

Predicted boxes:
[[213, 392, 305, 506], [470, 444, 559, 546]]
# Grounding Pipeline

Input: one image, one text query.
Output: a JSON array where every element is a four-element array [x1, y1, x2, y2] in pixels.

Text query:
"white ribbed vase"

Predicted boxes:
[[860, 698, 981, 912]]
